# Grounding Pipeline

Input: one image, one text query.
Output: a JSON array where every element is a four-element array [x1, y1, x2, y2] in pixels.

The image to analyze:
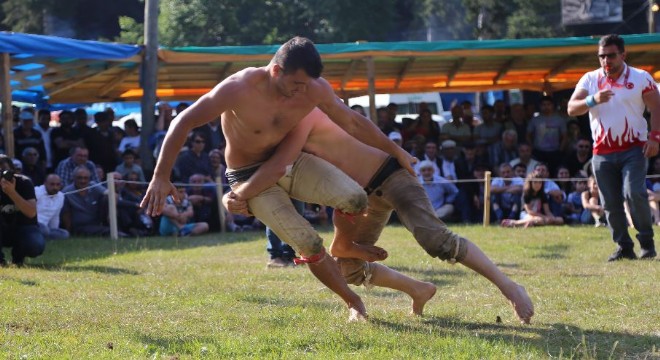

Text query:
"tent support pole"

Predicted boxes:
[[140, 0, 159, 175], [1, 53, 13, 158], [365, 56, 377, 123]]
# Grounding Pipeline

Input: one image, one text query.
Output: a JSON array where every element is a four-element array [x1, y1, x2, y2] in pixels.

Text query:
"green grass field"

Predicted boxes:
[[1, 225, 658, 359]]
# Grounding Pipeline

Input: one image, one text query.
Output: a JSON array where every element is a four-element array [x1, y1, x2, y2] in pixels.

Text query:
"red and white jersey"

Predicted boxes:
[[575, 64, 657, 155]]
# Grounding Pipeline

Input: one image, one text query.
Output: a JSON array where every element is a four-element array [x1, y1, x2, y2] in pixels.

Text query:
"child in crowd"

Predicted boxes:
[[564, 176, 589, 224], [501, 173, 564, 227], [159, 184, 209, 236], [581, 176, 606, 227], [115, 149, 146, 183]]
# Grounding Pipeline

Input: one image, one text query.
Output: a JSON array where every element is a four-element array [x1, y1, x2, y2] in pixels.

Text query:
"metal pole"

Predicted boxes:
[[1, 53, 14, 158], [216, 177, 226, 233], [140, 0, 159, 174], [649, 0, 656, 34]]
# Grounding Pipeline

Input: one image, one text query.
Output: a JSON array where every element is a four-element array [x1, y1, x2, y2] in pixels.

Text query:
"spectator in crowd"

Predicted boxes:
[[34, 174, 69, 240], [491, 163, 523, 222], [118, 119, 141, 153], [504, 103, 528, 144], [87, 111, 119, 175], [209, 148, 229, 193], [194, 117, 225, 153], [266, 200, 304, 268], [493, 99, 509, 124], [581, 176, 607, 227], [61, 166, 114, 236], [14, 108, 47, 168], [12, 159, 23, 174], [438, 140, 459, 180], [418, 160, 458, 221], [350, 104, 366, 117], [461, 100, 480, 128], [473, 105, 502, 146], [174, 132, 213, 182], [21, 147, 46, 186], [186, 173, 220, 232], [509, 142, 539, 175], [533, 162, 566, 217], [111, 172, 150, 237], [489, 129, 519, 173], [527, 96, 566, 174], [562, 119, 584, 155], [440, 105, 472, 144], [414, 141, 441, 176], [95, 164, 106, 185], [461, 163, 490, 223], [0, 155, 45, 267], [564, 175, 589, 224], [564, 137, 593, 177], [34, 109, 54, 171], [55, 146, 100, 186], [513, 163, 527, 179], [122, 171, 147, 204], [647, 156, 660, 226], [501, 173, 564, 228], [388, 131, 403, 148], [159, 184, 209, 237], [377, 105, 401, 135], [410, 109, 440, 144], [73, 108, 94, 141], [115, 149, 146, 183], [50, 110, 83, 167]]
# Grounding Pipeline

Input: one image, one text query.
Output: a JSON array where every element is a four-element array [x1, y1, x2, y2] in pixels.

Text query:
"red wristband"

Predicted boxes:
[[650, 130, 660, 143]]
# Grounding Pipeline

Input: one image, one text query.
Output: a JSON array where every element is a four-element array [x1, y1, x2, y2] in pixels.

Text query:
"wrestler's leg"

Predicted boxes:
[[384, 170, 534, 324], [247, 185, 367, 321], [329, 208, 388, 262], [459, 240, 534, 324], [367, 263, 436, 316]]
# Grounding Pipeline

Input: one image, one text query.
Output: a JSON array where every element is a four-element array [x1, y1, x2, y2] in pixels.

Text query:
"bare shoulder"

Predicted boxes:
[[307, 77, 335, 102], [211, 67, 268, 99]]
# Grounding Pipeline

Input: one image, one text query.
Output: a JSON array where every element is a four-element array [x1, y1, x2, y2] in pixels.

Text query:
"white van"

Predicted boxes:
[[348, 92, 448, 124]]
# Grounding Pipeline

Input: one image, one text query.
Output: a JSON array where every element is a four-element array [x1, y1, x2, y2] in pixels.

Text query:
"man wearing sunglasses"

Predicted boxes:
[[568, 34, 660, 261]]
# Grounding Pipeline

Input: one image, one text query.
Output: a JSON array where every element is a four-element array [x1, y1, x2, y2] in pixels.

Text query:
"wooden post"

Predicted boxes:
[[139, 0, 159, 174], [107, 172, 119, 252], [216, 177, 226, 233], [1, 53, 14, 158], [365, 56, 377, 123], [483, 171, 491, 227]]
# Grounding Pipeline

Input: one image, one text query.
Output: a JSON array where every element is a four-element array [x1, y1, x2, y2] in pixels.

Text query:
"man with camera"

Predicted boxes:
[[0, 154, 46, 267]]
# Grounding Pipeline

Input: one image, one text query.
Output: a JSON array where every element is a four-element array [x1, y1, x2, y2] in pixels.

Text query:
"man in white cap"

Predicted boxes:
[[440, 139, 458, 180], [388, 131, 403, 147]]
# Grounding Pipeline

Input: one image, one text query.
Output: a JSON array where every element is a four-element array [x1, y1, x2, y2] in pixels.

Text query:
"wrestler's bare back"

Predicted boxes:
[[221, 67, 324, 169], [302, 108, 389, 187]]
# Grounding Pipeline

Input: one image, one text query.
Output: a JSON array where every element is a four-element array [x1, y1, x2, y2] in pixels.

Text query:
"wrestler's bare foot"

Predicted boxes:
[[348, 301, 368, 322], [501, 281, 534, 324], [330, 241, 388, 262], [411, 281, 437, 316]]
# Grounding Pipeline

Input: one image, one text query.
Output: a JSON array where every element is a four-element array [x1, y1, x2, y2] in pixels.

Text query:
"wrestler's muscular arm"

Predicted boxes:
[[314, 79, 417, 175], [141, 81, 238, 216]]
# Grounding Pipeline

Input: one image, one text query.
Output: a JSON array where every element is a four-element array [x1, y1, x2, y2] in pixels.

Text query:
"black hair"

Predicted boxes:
[[94, 111, 109, 123], [272, 37, 323, 78], [0, 154, 14, 170], [540, 95, 555, 105], [599, 34, 625, 53]]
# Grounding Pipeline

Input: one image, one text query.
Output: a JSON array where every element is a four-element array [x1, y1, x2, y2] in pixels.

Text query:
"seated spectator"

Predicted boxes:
[[555, 165, 572, 196], [55, 146, 100, 186], [414, 141, 441, 176], [564, 175, 589, 225], [117, 119, 141, 153], [564, 137, 593, 177], [0, 155, 45, 267], [533, 163, 566, 217], [209, 148, 229, 193], [21, 147, 45, 186], [509, 142, 539, 176], [461, 163, 490, 223], [490, 163, 523, 222], [61, 166, 115, 236], [159, 184, 209, 236], [115, 149, 146, 183], [513, 163, 527, 179], [174, 132, 213, 182], [35, 174, 69, 240], [388, 131, 403, 148], [187, 173, 219, 232], [581, 176, 607, 227], [489, 130, 519, 172], [418, 160, 458, 221], [438, 140, 459, 180], [501, 173, 564, 228], [95, 164, 106, 186], [111, 172, 150, 236], [12, 159, 23, 174], [647, 156, 660, 225]]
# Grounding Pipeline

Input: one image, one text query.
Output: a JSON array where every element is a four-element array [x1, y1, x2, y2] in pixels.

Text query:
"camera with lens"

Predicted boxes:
[[2, 169, 14, 181]]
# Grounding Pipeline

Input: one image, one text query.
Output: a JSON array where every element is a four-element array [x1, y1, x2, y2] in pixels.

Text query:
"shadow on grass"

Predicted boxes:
[[528, 244, 571, 260], [371, 316, 658, 358], [29, 264, 141, 275], [28, 231, 265, 269]]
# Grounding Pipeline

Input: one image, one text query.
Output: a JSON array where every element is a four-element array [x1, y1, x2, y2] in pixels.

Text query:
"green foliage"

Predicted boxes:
[[1, 0, 47, 33], [0, 226, 658, 358], [117, 16, 144, 45]]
